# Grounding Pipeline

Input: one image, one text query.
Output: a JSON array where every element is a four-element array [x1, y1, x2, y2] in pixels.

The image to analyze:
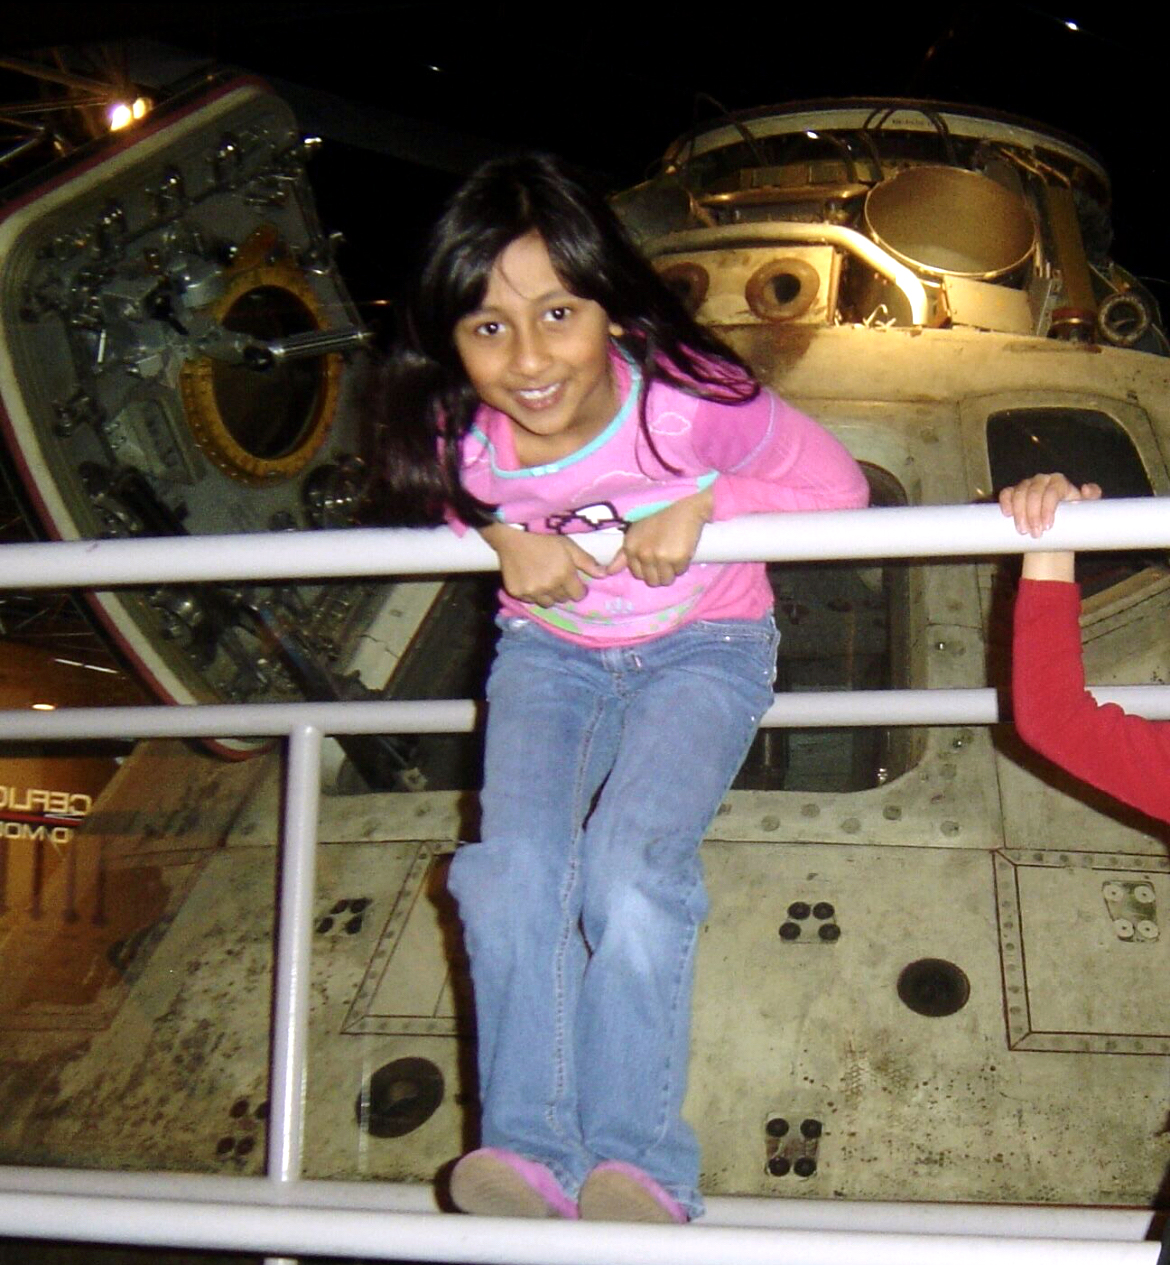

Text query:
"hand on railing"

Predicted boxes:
[[998, 473, 1102, 583]]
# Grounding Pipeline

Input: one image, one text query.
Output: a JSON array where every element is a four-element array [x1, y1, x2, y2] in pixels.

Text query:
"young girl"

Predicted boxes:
[[376, 154, 869, 1222], [1001, 473, 1170, 823]]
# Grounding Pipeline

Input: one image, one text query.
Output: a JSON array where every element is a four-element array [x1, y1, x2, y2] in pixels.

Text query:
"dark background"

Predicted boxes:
[[3, 3, 1166, 311]]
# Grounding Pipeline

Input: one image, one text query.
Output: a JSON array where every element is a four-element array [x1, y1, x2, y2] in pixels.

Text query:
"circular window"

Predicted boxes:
[[746, 258, 820, 322], [180, 227, 340, 484], [211, 286, 322, 460], [656, 261, 709, 315]]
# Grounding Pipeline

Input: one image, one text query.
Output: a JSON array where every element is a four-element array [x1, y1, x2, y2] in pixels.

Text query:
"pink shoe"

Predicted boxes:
[[578, 1160, 689, 1223], [449, 1147, 579, 1218]]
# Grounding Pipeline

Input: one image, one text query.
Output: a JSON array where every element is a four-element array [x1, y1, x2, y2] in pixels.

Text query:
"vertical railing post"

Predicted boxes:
[[267, 724, 323, 1187], [264, 723, 323, 1265]]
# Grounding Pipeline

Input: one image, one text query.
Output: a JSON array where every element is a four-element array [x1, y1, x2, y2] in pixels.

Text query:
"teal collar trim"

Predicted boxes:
[[470, 350, 640, 480]]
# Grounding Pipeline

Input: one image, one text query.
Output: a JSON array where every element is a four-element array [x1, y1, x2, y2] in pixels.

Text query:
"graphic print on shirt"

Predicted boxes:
[[543, 498, 678, 535], [545, 501, 626, 534]]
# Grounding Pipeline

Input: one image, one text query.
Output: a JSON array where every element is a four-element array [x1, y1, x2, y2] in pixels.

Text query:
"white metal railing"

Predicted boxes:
[[0, 499, 1166, 1264], [2, 496, 1168, 589]]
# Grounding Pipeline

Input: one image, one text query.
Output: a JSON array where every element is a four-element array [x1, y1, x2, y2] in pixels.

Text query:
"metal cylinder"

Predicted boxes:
[[864, 166, 1036, 280], [1041, 182, 1097, 338]]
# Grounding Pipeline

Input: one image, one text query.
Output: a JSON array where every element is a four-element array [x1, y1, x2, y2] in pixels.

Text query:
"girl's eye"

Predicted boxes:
[[546, 306, 572, 322], [474, 320, 504, 337]]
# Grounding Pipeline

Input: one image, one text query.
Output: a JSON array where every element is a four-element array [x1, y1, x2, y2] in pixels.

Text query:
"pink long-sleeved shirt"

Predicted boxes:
[[459, 351, 869, 646]]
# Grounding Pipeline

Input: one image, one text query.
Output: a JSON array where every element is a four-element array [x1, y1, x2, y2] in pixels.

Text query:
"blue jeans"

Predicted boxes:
[[447, 612, 779, 1217]]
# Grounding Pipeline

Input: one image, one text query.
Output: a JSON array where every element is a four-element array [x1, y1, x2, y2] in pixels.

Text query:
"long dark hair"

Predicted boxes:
[[370, 152, 759, 526]]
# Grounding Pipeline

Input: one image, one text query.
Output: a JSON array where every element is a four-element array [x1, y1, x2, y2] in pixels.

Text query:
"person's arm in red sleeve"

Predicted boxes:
[[1002, 473, 1170, 824]]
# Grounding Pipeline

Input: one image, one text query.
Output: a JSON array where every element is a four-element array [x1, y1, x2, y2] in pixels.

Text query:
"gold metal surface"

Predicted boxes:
[[864, 166, 1036, 280]]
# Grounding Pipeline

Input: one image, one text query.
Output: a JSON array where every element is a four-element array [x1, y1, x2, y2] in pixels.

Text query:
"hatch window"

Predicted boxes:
[[212, 286, 322, 459], [987, 407, 1160, 595]]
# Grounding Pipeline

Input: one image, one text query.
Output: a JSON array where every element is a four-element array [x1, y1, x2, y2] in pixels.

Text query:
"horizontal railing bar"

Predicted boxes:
[[0, 499, 1166, 590], [0, 1189, 1156, 1264], [0, 1169, 1155, 1240], [2, 684, 1169, 742], [0, 697, 478, 739]]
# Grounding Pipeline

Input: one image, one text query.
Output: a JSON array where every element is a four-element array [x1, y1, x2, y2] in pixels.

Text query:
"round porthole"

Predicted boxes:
[[211, 285, 321, 459], [896, 958, 970, 1017], [745, 258, 820, 322], [655, 261, 709, 315], [179, 226, 340, 484]]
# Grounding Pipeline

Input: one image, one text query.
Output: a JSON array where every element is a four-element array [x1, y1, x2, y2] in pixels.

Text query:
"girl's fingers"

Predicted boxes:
[[497, 535, 604, 603], [623, 545, 684, 587], [1029, 478, 1058, 535], [999, 477, 1036, 533], [528, 577, 582, 605], [619, 496, 705, 585], [631, 559, 658, 586], [566, 539, 608, 578], [1000, 473, 1093, 537]]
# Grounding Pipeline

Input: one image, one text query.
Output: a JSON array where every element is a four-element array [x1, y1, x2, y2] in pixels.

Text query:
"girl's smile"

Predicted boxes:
[[454, 232, 623, 465]]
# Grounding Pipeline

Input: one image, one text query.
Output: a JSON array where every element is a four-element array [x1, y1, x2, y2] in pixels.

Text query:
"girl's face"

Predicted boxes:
[[453, 232, 622, 461]]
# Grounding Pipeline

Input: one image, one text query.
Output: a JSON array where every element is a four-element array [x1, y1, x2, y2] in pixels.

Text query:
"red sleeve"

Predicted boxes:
[[690, 390, 869, 519], [1012, 577, 1170, 823]]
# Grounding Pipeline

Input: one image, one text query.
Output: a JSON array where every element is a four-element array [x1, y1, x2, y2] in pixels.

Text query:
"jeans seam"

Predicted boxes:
[[646, 864, 702, 1161], [545, 690, 606, 1161]]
